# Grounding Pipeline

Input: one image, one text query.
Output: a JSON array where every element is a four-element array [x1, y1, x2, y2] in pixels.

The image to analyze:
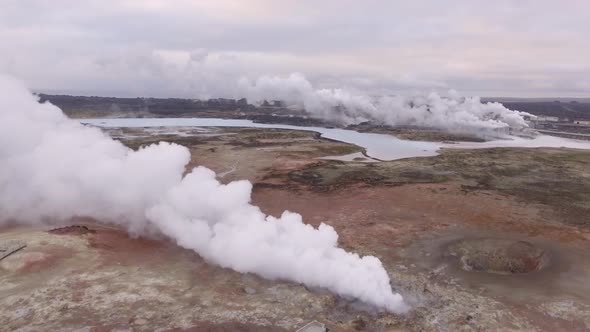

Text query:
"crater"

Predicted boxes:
[[446, 238, 549, 274]]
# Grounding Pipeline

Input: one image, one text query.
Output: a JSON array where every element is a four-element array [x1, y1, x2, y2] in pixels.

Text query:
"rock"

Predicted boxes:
[[48, 225, 95, 235], [135, 318, 147, 325]]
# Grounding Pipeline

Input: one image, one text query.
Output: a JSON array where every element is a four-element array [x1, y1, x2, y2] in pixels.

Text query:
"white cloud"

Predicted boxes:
[[0, 74, 409, 313], [1, 0, 589, 97]]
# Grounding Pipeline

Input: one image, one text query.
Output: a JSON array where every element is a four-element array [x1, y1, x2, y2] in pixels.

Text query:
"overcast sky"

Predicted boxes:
[[1, 0, 589, 98]]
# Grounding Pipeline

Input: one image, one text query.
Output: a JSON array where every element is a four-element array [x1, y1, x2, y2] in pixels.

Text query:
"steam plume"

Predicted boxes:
[[239, 73, 533, 136], [0, 75, 408, 313]]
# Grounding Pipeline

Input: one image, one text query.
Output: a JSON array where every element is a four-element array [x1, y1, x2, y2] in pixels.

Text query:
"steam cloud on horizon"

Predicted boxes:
[[0, 75, 408, 313], [238, 73, 534, 137]]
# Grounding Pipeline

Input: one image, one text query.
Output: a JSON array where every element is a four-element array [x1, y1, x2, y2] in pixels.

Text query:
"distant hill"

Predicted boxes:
[[38, 93, 590, 122], [484, 99, 590, 120], [36, 93, 324, 126]]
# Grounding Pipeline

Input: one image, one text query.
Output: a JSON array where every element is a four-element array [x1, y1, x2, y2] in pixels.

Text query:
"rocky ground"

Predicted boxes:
[[1, 126, 590, 331]]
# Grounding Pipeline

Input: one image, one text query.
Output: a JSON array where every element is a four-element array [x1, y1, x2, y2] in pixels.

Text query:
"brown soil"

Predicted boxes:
[[49, 225, 96, 235]]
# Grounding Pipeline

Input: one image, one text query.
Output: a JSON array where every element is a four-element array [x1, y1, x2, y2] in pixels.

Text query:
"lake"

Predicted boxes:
[[81, 118, 590, 161]]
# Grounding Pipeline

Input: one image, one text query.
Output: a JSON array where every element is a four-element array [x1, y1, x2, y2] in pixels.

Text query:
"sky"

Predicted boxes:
[[0, 0, 589, 98]]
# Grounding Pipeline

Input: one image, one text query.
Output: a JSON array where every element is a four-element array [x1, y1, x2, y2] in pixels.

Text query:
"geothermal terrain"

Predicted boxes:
[[2, 98, 590, 331]]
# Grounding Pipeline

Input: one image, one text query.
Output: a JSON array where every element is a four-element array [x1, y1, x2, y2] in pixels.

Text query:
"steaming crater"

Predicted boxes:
[[0, 75, 408, 313], [446, 238, 549, 275]]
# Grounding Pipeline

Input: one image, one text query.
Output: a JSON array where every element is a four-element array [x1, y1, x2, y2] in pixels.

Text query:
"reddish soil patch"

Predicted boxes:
[[17, 246, 74, 273], [252, 182, 588, 262], [87, 228, 171, 265], [88, 229, 162, 251]]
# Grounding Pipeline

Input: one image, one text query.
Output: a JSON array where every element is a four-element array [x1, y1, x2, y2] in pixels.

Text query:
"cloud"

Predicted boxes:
[[189, 49, 209, 63], [1, 1, 589, 97], [239, 73, 532, 136]]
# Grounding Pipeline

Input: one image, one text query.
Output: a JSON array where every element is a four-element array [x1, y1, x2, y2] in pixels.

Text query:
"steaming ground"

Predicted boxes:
[[0, 75, 407, 312], [2, 124, 590, 331], [239, 73, 533, 137]]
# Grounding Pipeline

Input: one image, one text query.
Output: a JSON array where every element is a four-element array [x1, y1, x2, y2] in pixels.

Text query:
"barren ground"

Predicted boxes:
[[1, 127, 590, 331]]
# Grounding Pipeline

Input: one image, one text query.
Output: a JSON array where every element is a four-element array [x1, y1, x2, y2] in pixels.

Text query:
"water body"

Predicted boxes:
[[81, 118, 590, 161]]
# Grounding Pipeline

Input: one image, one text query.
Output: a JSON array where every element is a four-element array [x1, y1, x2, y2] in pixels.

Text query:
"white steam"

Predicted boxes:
[[0, 75, 408, 313], [239, 73, 533, 135]]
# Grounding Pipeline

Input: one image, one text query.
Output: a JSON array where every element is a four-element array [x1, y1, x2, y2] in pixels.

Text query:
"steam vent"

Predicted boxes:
[[446, 238, 549, 274]]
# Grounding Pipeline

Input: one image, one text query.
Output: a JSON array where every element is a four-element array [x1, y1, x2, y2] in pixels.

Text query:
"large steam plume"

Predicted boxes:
[[0, 75, 408, 313], [239, 73, 533, 136]]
